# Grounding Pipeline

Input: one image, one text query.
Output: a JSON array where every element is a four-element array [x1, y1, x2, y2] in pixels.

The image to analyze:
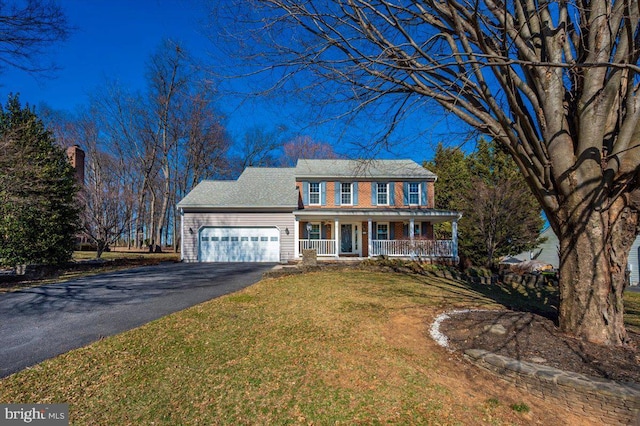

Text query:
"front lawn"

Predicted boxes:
[[0, 270, 631, 425]]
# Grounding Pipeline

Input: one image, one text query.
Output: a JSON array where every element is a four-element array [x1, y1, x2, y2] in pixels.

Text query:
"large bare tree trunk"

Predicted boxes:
[[557, 198, 636, 345], [211, 0, 640, 345]]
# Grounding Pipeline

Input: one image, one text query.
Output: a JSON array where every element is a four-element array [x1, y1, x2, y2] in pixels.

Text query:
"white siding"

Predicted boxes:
[[182, 211, 296, 263], [629, 237, 640, 286]]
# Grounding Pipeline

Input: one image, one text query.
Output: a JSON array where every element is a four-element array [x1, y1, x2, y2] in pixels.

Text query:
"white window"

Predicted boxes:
[[341, 182, 352, 205], [309, 223, 321, 240], [377, 183, 389, 205], [309, 182, 320, 205], [409, 183, 420, 205], [377, 223, 389, 240], [403, 222, 421, 237]]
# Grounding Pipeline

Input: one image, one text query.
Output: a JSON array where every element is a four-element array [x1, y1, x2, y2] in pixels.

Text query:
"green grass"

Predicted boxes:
[[624, 291, 640, 333], [510, 403, 530, 413], [0, 269, 637, 425]]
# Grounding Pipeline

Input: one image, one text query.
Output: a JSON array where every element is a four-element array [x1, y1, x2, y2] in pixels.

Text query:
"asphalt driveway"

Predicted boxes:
[[0, 262, 274, 378]]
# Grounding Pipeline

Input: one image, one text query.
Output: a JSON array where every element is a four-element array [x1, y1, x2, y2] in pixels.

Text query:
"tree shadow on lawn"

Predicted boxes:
[[365, 270, 559, 323]]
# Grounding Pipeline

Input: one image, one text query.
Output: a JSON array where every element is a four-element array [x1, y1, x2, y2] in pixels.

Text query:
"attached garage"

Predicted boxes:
[[177, 167, 297, 263], [199, 227, 280, 262]]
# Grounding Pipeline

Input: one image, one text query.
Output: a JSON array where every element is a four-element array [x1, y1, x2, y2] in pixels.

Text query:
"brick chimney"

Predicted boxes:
[[66, 145, 85, 185]]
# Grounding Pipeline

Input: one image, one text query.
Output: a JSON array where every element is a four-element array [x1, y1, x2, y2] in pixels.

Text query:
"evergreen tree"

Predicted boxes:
[[427, 139, 545, 267], [0, 95, 79, 266]]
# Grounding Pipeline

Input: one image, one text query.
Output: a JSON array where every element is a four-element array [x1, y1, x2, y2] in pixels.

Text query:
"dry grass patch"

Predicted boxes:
[[0, 270, 601, 424]]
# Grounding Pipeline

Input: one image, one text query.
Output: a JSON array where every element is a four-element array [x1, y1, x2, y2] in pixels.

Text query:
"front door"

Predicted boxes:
[[340, 223, 360, 255]]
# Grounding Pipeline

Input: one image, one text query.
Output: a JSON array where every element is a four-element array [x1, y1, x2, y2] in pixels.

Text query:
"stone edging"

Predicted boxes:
[[464, 349, 640, 425], [430, 310, 640, 425]]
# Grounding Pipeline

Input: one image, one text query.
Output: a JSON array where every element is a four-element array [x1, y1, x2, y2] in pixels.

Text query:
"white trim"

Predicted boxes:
[[309, 182, 321, 206], [308, 222, 321, 239], [294, 217, 300, 258], [334, 218, 340, 258], [180, 208, 184, 261], [376, 182, 389, 205], [408, 182, 420, 205], [340, 182, 353, 206], [367, 218, 373, 258], [294, 209, 462, 223], [376, 222, 390, 240], [409, 218, 415, 241], [338, 221, 362, 256]]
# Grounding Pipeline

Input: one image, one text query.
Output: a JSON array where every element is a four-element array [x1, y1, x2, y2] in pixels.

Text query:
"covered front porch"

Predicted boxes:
[[294, 209, 461, 262]]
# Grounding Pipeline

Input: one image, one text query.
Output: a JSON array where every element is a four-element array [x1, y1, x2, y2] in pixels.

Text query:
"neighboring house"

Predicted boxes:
[[518, 227, 640, 286], [177, 159, 462, 263]]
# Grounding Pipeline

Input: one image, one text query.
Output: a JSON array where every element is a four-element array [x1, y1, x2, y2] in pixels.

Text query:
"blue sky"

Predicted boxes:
[[0, 0, 461, 162]]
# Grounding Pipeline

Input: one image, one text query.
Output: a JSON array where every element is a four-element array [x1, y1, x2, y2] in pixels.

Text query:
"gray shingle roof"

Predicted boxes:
[[295, 159, 436, 179], [177, 159, 436, 209], [177, 167, 298, 209]]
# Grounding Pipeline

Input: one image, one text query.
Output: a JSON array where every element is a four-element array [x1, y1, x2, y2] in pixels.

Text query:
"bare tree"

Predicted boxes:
[[94, 83, 160, 250], [145, 40, 189, 252], [0, 0, 70, 74], [173, 88, 230, 250], [279, 135, 340, 166], [228, 127, 282, 177], [91, 41, 229, 252], [213, 0, 640, 346], [80, 122, 132, 258]]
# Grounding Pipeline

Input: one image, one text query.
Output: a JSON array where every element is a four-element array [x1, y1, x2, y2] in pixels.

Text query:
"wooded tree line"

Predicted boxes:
[[40, 41, 339, 255]]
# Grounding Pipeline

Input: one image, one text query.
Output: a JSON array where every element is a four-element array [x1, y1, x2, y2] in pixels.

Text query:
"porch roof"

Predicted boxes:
[[294, 208, 461, 223]]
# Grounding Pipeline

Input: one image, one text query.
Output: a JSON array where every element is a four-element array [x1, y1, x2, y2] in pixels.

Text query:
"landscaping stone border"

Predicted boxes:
[[464, 348, 640, 425], [270, 262, 639, 423]]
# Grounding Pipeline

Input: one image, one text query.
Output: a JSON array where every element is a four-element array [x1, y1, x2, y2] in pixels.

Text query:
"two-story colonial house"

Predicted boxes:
[[177, 159, 461, 263]]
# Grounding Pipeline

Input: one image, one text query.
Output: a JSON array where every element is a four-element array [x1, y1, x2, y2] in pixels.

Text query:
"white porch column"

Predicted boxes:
[[409, 218, 415, 241], [409, 217, 415, 260], [294, 217, 300, 258], [334, 218, 339, 259], [452, 219, 459, 262], [367, 218, 373, 258]]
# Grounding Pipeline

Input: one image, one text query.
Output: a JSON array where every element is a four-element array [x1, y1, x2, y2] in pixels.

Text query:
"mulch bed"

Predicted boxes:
[[440, 310, 640, 384]]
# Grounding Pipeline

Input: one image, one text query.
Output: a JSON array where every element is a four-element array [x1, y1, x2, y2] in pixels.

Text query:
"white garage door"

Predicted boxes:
[[199, 227, 280, 262]]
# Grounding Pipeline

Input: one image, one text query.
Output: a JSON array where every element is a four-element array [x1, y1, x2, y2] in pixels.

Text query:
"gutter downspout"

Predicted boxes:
[[179, 208, 184, 262]]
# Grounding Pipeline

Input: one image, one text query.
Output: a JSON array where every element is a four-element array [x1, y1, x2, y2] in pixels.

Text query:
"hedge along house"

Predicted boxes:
[[177, 159, 462, 263]]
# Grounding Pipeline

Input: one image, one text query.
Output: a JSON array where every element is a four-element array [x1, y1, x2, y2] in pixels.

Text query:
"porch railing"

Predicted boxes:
[[371, 239, 453, 258], [299, 239, 336, 256], [298, 239, 454, 258]]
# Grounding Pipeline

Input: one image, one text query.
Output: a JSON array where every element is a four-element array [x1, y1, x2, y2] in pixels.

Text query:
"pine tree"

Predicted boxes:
[[0, 95, 80, 266], [427, 139, 545, 267]]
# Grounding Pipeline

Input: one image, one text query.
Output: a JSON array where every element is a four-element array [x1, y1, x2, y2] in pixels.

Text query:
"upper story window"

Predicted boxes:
[[408, 183, 420, 205], [341, 182, 352, 205], [309, 182, 320, 205], [377, 183, 389, 205]]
